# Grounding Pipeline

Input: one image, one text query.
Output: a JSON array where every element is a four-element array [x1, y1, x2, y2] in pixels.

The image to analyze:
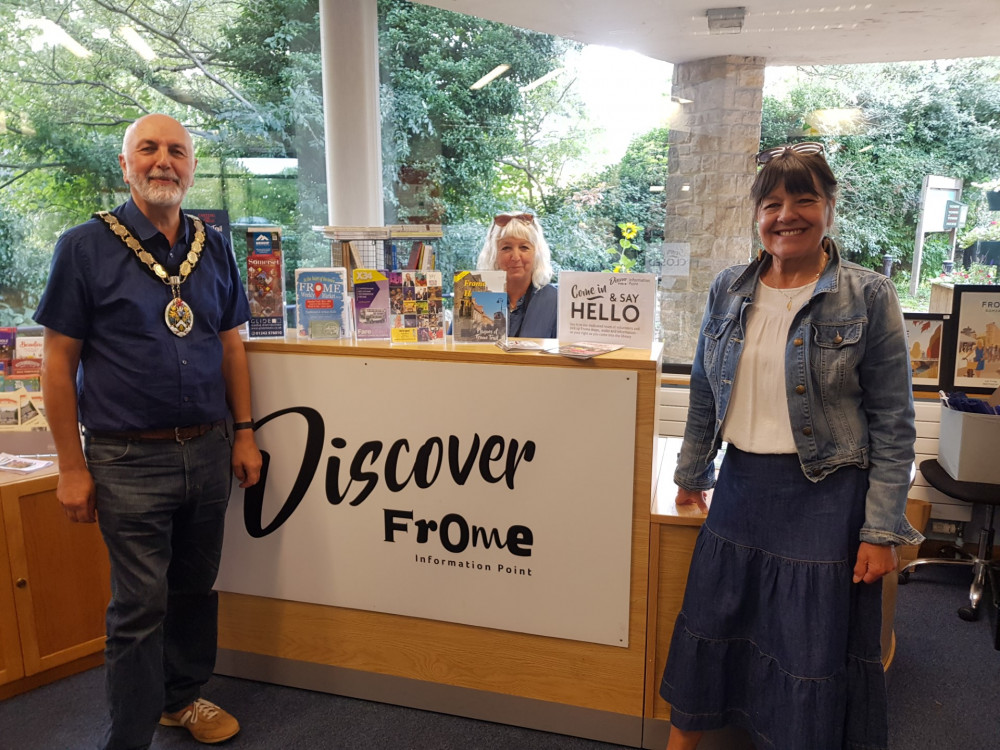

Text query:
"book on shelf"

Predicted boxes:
[[404, 241, 423, 270], [453, 270, 508, 344], [420, 243, 435, 269], [294, 267, 351, 339], [388, 270, 445, 343], [353, 269, 391, 340]]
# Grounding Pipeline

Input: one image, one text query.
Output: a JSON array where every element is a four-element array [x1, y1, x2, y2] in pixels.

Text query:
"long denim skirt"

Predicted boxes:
[[660, 446, 886, 750]]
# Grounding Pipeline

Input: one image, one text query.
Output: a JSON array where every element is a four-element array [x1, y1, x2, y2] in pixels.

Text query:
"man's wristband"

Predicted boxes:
[[233, 420, 255, 431]]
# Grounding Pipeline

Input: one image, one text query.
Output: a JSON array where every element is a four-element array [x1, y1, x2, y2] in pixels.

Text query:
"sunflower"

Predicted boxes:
[[620, 222, 640, 240]]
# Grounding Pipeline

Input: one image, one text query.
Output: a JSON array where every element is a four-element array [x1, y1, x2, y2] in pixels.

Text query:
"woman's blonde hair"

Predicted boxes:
[[476, 213, 554, 288]]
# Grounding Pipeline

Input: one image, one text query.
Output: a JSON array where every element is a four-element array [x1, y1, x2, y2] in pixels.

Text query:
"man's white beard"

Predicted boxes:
[[129, 169, 187, 207]]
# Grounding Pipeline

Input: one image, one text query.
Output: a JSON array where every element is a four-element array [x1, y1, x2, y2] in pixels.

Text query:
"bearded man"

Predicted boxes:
[[36, 114, 262, 749]]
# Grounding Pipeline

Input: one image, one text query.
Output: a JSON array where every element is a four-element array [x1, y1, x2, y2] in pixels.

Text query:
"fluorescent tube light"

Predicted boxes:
[[519, 67, 565, 93], [119, 26, 156, 61], [470, 64, 511, 91], [21, 18, 91, 58]]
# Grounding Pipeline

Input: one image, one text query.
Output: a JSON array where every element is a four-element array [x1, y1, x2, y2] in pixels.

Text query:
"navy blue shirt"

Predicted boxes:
[[509, 283, 557, 338], [34, 200, 250, 431]]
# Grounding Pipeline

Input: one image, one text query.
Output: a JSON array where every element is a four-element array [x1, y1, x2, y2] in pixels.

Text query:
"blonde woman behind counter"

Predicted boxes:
[[477, 212, 558, 338]]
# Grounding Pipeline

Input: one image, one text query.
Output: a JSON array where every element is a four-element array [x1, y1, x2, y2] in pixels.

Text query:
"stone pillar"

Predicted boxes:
[[660, 56, 765, 364]]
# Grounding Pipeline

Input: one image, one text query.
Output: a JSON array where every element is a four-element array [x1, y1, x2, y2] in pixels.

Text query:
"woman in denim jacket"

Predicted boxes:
[[660, 144, 921, 750]]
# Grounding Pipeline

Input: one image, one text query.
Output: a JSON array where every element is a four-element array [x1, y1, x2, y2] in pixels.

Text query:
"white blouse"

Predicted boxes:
[[721, 279, 818, 455]]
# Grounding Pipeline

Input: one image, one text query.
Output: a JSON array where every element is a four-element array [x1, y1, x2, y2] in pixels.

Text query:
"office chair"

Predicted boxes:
[[899, 459, 1000, 623]]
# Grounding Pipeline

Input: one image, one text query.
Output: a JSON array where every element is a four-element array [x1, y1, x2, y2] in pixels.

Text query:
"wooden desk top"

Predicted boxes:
[[651, 436, 711, 527], [243, 333, 664, 371], [0, 461, 58, 489]]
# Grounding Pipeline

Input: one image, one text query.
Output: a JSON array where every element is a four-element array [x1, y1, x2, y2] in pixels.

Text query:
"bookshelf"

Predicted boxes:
[[314, 224, 443, 290]]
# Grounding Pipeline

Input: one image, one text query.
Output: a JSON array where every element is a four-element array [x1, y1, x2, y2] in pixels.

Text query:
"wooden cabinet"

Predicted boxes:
[[0, 469, 110, 698]]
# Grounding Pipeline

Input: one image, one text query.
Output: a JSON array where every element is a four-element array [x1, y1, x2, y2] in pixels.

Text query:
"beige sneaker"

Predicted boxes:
[[159, 698, 240, 744]]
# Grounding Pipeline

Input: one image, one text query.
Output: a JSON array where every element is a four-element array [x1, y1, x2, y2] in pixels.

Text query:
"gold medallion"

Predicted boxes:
[[95, 211, 206, 337], [165, 296, 194, 337]]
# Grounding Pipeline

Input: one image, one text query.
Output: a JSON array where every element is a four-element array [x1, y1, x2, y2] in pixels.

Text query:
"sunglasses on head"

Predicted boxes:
[[493, 213, 534, 228], [755, 142, 825, 165]]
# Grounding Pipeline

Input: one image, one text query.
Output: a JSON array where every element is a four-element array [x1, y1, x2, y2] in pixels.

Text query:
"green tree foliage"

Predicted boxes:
[[378, 0, 565, 224], [761, 60, 1000, 278], [494, 76, 592, 215], [0, 0, 327, 322]]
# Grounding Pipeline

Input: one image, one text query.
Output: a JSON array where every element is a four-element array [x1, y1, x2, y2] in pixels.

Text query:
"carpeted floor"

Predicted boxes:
[[1, 564, 996, 749]]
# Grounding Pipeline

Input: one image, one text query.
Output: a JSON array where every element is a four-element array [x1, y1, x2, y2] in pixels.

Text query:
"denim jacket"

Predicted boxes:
[[674, 238, 922, 546]]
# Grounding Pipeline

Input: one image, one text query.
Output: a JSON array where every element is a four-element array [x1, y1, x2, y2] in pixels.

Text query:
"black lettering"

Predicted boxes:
[[385, 438, 414, 492], [506, 525, 534, 556], [324, 437, 349, 505], [413, 437, 443, 489], [503, 439, 536, 490], [447, 433, 480, 485], [384, 509, 413, 541], [471, 525, 505, 550], [243, 406, 324, 538], [478, 435, 506, 483], [348, 440, 383, 506], [439, 513, 469, 553]]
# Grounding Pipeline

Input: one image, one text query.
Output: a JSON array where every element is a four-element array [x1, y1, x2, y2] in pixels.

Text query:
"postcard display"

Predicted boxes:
[[0, 328, 49, 451], [388, 270, 445, 343], [353, 269, 391, 339], [246, 227, 286, 338]]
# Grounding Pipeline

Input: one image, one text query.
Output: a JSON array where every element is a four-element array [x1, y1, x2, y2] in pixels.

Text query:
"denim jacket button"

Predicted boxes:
[[795, 385, 806, 394], [793, 337, 804, 346], [802, 426, 813, 436], [834, 334, 843, 344]]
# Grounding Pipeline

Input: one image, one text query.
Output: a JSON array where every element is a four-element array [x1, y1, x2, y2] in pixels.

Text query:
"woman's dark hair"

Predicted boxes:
[[750, 150, 838, 212]]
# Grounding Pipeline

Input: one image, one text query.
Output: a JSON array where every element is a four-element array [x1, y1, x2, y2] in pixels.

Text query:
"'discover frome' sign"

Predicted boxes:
[[216, 353, 638, 646]]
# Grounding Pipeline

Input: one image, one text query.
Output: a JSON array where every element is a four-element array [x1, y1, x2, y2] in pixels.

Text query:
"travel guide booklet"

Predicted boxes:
[[388, 270, 445, 343], [353, 268, 391, 340], [247, 227, 286, 338], [294, 267, 351, 339], [453, 270, 508, 344]]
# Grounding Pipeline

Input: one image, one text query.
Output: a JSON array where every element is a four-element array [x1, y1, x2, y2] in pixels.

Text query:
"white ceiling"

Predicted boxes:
[[420, 1, 997, 66]]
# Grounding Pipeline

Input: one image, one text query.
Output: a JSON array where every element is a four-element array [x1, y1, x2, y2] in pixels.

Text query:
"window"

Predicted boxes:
[[1, 0, 326, 327]]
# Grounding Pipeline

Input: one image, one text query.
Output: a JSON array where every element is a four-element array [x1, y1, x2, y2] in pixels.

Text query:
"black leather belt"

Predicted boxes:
[[86, 419, 226, 443]]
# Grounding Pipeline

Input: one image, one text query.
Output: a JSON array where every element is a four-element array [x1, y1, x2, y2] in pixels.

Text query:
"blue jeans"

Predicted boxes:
[[85, 424, 233, 750]]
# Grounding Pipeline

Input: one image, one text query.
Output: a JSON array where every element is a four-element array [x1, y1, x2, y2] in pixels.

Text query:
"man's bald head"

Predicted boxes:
[[119, 114, 197, 212]]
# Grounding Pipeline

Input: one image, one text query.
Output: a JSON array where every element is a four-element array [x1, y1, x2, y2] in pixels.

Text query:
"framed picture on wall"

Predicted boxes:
[[902, 312, 950, 392], [943, 285, 1000, 395]]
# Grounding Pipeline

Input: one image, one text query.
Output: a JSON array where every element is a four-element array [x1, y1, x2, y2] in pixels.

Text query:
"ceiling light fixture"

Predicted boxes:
[[470, 64, 511, 91], [119, 26, 156, 61], [519, 67, 565, 93], [21, 18, 91, 58], [706, 7, 746, 35]]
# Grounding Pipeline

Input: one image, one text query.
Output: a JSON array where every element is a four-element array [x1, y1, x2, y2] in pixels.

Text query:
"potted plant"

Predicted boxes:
[[958, 221, 1000, 265], [972, 178, 1000, 211]]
